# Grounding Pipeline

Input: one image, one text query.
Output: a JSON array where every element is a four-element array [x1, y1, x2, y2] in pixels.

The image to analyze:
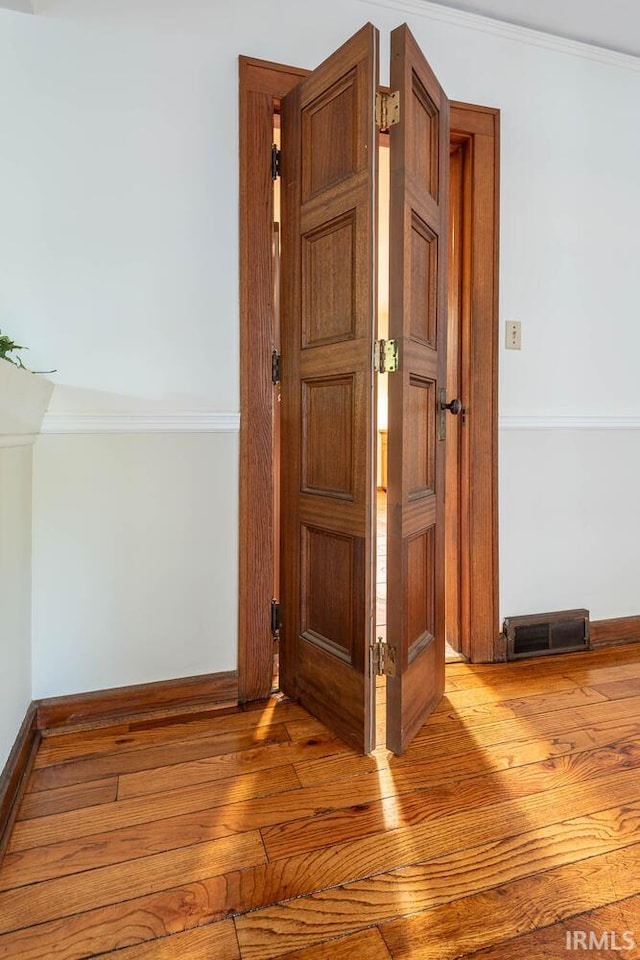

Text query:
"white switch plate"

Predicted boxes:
[[505, 320, 522, 350]]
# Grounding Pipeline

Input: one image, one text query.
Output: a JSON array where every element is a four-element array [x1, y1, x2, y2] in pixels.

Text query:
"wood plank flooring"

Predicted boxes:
[[1, 645, 640, 958]]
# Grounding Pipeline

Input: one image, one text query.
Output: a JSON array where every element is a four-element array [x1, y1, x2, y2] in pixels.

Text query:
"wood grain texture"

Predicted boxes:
[[445, 141, 464, 658], [0, 907, 241, 960], [0, 704, 39, 866], [36, 672, 238, 730], [590, 615, 640, 647], [27, 724, 292, 793], [237, 806, 640, 958], [378, 844, 640, 959], [8, 764, 300, 854], [0, 831, 265, 934], [590, 677, 640, 701], [18, 732, 634, 891], [35, 700, 309, 769], [452, 896, 640, 959], [116, 730, 348, 801], [238, 56, 309, 704], [427, 682, 608, 729], [0, 645, 639, 959], [16, 777, 118, 821], [294, 720, 640, 794], [278, 23, 378, 753], [451, 104, 500, 665], [0, 883, 231, 960], [385, 24, 448, 754], [261, 762, 640, 862], [238, 78, 279, 703], [443, 644, 640, 691], [93, 922, 240, 960], [275, 928, 392, 959]]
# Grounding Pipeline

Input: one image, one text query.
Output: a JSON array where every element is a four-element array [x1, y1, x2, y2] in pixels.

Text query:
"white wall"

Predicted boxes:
[[0, 446, 33, 768], [0, 0, 639, 742], [500, 428, 640, 620], [32, 432, 237, 698]]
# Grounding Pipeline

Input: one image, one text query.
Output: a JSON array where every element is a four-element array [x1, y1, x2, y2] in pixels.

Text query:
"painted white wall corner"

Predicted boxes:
[[0, 361, 52, 769], [0, 362, 54, 445], [0, 1, 33, 11], [0, 0, 51, 11]]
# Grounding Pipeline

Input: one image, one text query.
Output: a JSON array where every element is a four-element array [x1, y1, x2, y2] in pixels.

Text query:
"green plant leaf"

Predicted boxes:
[[0, 329, 55, 373]]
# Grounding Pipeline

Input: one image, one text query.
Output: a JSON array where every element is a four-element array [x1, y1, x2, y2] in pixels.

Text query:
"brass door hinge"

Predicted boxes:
[[271, 144, 281, 180], [375, 90, 400, 132], [375, 338, 399, 374], [371, 636, 397, 677], [272, 348, 282, 384], [271, 599, 281, 637]]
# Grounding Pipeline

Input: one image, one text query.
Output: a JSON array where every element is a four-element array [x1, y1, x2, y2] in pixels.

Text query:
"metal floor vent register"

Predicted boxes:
[[503, 608, 590, 660]]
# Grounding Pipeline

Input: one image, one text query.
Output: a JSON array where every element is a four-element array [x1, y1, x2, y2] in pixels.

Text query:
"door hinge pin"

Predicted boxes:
[[375, 338, 399, 374], [271, 599, 281, 637], [375, 90, 400, 132], [271, 144, 281, 180], [372, 636, 397, 677], [272, 348, 282, 384]]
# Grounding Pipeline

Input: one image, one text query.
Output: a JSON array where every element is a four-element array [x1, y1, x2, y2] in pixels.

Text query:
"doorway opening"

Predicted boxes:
[[375, 137, 390, 746]]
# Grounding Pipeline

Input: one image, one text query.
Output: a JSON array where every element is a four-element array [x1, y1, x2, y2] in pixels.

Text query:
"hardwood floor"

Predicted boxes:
[[1, 645, 640, 958]]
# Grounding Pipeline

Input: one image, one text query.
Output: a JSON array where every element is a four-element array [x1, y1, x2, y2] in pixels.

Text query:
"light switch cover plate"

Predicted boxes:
[[505, 321, 522, 350]]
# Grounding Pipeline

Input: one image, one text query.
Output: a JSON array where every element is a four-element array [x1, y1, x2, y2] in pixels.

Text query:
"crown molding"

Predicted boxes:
[[361, 0, 640, 72], [41, 412, 240, 434], [500, 416, 640, 431]]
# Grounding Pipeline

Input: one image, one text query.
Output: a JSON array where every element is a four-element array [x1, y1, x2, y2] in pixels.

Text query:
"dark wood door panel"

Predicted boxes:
[[300, 525, 365, 670], [386, 24, 449, 755], [279, 23, 379, 754], [302, 376, 356, 499]]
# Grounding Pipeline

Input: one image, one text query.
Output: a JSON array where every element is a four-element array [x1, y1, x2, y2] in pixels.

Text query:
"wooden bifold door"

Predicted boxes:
[[279, 22, 450, 755]]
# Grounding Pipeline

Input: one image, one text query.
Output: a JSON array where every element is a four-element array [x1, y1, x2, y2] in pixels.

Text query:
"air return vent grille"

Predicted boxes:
[[503, 609, 590, 661]]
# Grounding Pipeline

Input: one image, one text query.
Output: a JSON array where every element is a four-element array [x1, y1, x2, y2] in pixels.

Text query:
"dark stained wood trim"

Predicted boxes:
[[239, 57, 501, 704], [0, 703, 40, 865], [450, 101, 501, 663], [590, 616, 640, 648], [238, 57, 307, 703], [36, 671, 238, 731]]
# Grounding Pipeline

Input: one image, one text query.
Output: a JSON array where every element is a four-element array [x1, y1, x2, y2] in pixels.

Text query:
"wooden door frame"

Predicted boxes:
[[448, 104, 500, 664], [238, 55, 500, 703]]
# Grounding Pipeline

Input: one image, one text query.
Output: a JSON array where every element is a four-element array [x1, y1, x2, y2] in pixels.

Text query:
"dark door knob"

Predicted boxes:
[[442, 398, 463, 415]]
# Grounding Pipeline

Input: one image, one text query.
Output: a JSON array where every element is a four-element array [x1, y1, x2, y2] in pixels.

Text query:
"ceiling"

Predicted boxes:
[[1, 0, 638, 58], [423, 0, 640, 58]]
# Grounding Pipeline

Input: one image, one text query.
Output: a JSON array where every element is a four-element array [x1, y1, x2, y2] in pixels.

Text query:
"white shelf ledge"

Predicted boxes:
[[0, 362, 54, 447]]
